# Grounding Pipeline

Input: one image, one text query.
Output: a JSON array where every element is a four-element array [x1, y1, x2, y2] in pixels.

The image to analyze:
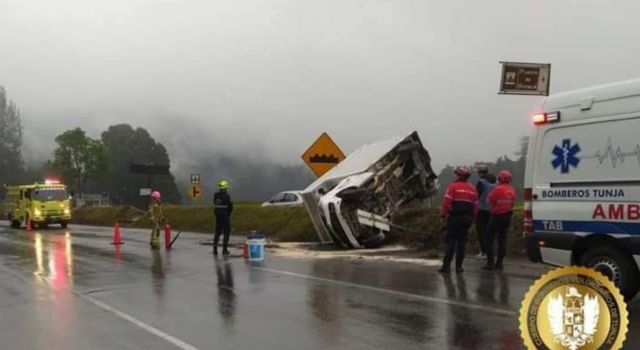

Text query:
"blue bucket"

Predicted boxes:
[[247, 232, 266, 261]]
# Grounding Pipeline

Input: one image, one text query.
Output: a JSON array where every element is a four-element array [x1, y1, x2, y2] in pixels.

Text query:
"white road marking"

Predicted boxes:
[[254, 266, 517, 317], [74, 292, 201, 350], [0, 263, 201, 350]]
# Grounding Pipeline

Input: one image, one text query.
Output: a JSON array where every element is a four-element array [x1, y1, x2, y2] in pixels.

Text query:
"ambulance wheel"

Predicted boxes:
[[581, 245, 640, 301], [61, 222, 68, 229]]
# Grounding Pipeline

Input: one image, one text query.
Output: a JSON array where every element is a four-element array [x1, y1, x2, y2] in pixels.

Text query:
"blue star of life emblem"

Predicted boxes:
[[552, 139, 581, 174]]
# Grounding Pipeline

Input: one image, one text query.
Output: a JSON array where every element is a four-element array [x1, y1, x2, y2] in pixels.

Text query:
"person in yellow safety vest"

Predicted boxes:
[[149, 191, 165, 249]]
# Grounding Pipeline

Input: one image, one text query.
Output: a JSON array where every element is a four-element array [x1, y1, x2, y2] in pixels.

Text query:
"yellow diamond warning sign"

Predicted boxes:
[[301, 132, 346, 177]]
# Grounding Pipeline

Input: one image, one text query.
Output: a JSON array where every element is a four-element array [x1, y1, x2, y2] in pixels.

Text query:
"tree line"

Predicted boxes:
[[436, 136, 529, 201], [0, 85, 313, 206], [0, 84, 530, 206], [0, 86, 181, 206]]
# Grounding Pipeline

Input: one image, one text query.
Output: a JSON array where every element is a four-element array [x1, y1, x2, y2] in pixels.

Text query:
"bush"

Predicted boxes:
[[391, 207, 525, 257]]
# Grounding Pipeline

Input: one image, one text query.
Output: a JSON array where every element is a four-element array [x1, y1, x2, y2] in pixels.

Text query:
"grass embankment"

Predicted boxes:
[[391, 207, 525, 256], [71, 203, 317, 242], [72, 204, 526, 256]]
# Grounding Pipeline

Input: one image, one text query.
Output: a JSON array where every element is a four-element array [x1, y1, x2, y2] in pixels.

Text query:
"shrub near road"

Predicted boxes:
[[392, 207, 525, 257], [71, 204, 525, 256]]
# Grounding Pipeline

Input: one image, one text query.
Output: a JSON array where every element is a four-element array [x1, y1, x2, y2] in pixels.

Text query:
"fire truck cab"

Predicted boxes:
[[4, 181, 72, 229]]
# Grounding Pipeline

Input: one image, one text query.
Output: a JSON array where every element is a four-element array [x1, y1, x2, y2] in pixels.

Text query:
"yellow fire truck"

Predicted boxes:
[[3, 181, 71, 229]]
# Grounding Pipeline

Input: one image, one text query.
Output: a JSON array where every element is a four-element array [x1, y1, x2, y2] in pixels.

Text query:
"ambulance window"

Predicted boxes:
[[536, 116, 640, 184]]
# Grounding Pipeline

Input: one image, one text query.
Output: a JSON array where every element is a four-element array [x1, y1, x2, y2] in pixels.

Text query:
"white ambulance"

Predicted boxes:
[[525, 78, 640, 299]]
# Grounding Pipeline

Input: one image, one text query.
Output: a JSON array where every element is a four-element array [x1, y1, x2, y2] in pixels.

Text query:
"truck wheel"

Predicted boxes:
[[61, 222, 68, 229], [580, 245, 640, 301]]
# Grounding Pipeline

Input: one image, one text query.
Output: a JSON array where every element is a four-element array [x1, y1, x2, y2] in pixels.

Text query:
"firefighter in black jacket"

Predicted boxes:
[[213, 180, 233, 255]]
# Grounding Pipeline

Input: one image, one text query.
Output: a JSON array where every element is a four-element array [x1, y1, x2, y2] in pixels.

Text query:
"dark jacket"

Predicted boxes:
[[476, 173, 496, 211], [214, 190, 233, 216]]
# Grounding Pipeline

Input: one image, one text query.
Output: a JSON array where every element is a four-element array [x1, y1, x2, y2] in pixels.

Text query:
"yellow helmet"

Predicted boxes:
[[218, 180, 230, 190]]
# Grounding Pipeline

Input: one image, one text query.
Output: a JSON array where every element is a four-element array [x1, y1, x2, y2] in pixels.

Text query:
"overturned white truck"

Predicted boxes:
[[300, 131, 438, 249]]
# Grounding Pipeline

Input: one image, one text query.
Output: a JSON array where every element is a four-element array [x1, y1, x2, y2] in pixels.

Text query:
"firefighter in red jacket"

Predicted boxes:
[[483, 170, 516, 270], [439, 166, 478, 274]]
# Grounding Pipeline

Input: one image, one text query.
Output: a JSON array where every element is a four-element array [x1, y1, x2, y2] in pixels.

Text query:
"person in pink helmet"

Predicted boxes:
[[148, 190, 165, 249]]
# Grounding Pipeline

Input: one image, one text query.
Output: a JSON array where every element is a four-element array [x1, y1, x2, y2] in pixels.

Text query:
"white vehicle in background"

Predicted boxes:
[[261, 191, 304, 207], [301, 131, 438, 249], [524, 78, 640, 300]]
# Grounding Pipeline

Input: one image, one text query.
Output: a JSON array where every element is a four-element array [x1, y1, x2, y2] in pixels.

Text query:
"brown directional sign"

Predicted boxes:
[[187, 184, 202, 200], [301, 132, 346, 177], [499, 62, 551, 96]]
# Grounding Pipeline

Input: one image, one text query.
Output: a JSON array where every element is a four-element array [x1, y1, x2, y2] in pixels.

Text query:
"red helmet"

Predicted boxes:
[[497, 170, 512, 184], [454, 166, 471, 180], [151, 191, 161, 200]]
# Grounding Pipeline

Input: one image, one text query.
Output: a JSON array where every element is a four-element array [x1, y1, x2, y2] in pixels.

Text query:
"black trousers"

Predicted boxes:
[[475, 210, 490, 254], [486, 212, 513, 265], [443, 214, 473, 268], [214, 214, 231, 249]]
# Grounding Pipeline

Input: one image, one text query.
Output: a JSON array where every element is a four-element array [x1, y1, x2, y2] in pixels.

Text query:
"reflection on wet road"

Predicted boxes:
[[0, 223, 638, 349]]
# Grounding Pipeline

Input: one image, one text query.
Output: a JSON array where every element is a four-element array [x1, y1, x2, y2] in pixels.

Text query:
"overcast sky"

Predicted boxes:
[[1, 0, 639, 172]]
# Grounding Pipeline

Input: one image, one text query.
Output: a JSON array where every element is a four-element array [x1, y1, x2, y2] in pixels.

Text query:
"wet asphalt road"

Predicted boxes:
[[0, 223, 639, 350]]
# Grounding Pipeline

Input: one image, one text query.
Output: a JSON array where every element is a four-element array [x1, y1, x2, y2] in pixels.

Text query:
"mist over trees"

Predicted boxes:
[[0, 86, 24, 186], [100, 124, 182, 206], [178, 155, 316, 204], [51, 128, 109, 196], [437, 136, 528, 200], [5, 88, 529, 206]]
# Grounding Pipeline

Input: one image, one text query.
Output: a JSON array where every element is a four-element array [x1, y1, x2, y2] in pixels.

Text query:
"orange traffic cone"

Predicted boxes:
[[242, 242, 249, 259], [111, 222, 124, 245], [26, 218, 32, 231]]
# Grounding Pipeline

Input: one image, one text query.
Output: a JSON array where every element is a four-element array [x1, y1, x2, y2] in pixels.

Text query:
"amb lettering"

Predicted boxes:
[[592, 204, 640, 220]]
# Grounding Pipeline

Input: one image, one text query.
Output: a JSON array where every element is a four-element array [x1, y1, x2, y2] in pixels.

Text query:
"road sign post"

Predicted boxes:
[[498, 62, 551, 96], [129, 163, 171, 207], [301, 132, 346, 177]]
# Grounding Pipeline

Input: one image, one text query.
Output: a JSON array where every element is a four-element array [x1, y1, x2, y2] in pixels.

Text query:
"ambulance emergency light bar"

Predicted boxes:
[[532, 111, 560, 125]]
